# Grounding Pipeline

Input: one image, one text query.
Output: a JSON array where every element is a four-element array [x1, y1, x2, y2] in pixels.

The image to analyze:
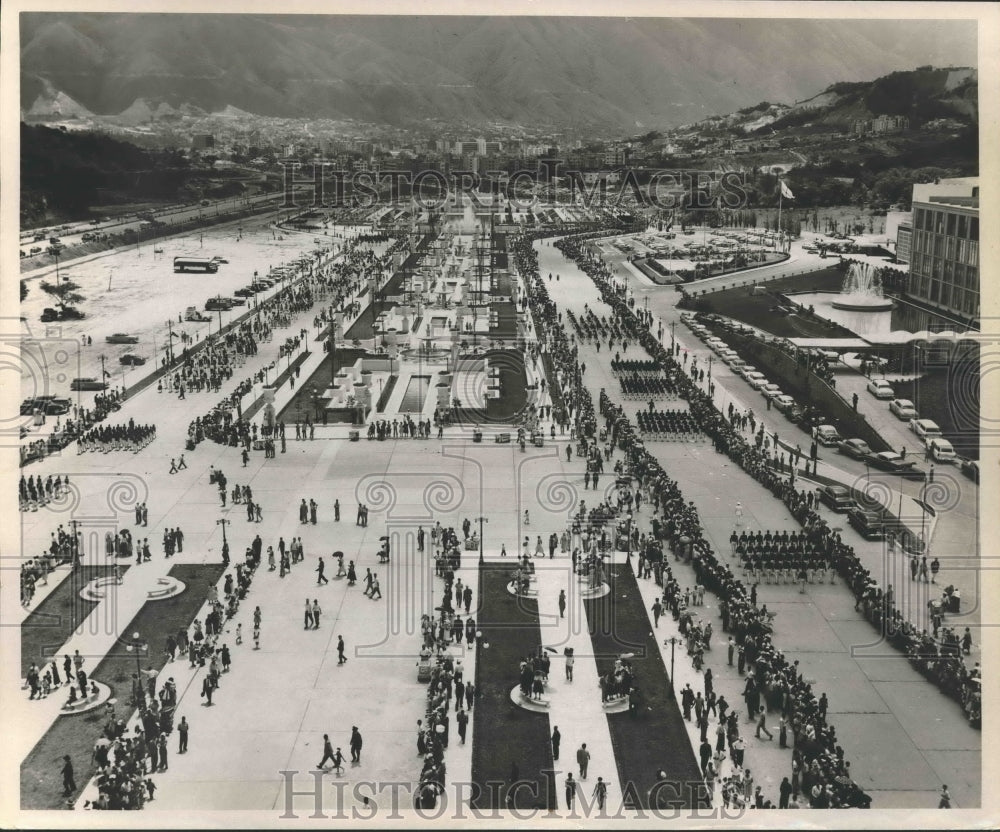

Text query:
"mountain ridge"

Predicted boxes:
[[20, 14, 977, 131]]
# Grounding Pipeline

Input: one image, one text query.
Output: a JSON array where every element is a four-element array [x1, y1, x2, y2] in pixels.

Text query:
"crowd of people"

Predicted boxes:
[[76, 420, 156, 454], [636, 408, 705, 441], [21, 388, 128, 467], [19, 473, 69, 511]]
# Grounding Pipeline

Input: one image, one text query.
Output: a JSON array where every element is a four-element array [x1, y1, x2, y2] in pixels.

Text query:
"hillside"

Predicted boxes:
[[19, 14, 978, 131]]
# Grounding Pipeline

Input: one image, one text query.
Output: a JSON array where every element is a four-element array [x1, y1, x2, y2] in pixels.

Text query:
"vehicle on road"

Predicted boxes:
[[21, 396, 71, 416], [960, 458, 979, 483], [174, 256, 220, 274], [205, 296, 235, 311], [866, 378, 895, 399], [760, 383, 783, 401], [867, 451, 917, 474], [773, 394, 796, 413], [185, 307, 212, 322], [926, 438, 956, 462], [813, 425, 842, 447], [909, 418, 943, 442], [847, 507, 888, 540], [106, 333, 139, 344], [119, 354, 147, 366], [70, 377, 108, 391], [889, 398, 918, 420], [744, 372, 767, 390], [837, 438, 873, 460], [819, 484, 856, 512]]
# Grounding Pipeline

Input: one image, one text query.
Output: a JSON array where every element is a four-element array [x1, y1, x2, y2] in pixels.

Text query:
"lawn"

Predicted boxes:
[[471, 563, 556, 811], [583, 566, 708, 810], [686, 266, 856, 339], [22, 566, 129, 678], [275, 347, 367, 423], [891, 367, 979, 460], [20, 563, 225, 809]]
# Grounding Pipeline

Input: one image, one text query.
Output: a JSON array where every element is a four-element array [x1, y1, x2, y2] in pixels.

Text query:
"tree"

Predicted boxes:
[[21, 280, 28, 302], [40, 278, 84, 314]]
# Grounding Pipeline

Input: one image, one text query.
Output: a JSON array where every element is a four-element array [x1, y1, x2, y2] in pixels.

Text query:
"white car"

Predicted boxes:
[[927, 438, 956, 462], [909, 418, 943, 442], [867, 378, 895, 399], [761, 383, 783, 400], [745, 372, 767, 390], [739, 365, 759, 380], [889, 398, 918, 420], [774, 394, 795, 412]]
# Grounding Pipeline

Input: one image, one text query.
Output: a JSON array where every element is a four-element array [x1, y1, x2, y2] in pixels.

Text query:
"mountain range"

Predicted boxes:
[[20, 14, 977, 131]]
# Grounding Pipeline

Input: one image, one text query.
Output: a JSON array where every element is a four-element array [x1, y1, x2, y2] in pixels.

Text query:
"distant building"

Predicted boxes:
[[895, 222, 912, 265], [907, 178, 979, 328], [191, 133, 215, 150], [852, 115, 909, 136]]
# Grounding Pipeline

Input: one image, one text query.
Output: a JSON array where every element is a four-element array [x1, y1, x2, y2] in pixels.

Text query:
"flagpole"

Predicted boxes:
[[777, 178, 782, 252]]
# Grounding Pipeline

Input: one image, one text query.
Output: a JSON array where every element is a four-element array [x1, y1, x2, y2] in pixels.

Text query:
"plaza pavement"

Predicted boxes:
[[14, 224, 980, 816]]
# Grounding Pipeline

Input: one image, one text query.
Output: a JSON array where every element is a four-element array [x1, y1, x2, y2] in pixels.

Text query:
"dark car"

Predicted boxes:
[[205, 297, 235, 311], [119, 354, 147, 366], [21, 396, 71, 416], [106, 333, 140, 344], [234, 287, 256, 297], [70, 377, 107, 391], [847, 507, 888, 540], [837, 438, 873, 460], [867, 451, 917, 474], [960, 458, 979, 484], [819, 485, 856, 512]]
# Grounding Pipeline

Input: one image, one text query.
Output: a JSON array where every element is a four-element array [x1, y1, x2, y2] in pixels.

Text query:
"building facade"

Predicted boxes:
[[907, 178, 979, 329]]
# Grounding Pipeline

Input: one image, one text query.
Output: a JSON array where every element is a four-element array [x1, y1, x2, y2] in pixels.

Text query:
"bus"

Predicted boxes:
[[174, 256, 219, 273]]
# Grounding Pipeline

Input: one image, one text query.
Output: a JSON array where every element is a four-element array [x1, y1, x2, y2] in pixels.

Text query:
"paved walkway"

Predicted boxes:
[[537, 237, 981, 808]]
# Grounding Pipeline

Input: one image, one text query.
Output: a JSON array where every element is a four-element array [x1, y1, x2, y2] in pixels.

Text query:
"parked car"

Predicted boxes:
[[837, 438, 873, 460], [926, 438, 956, 462], [70, 377, 107, 391], [819, 484, 856, 512], [960, 458, 979, 483], [909, 418, 943, 442], [813, 425, 842, 447], [867, 450, 917, 474], [760, 383, 783, 400], [745, 372, 767, 390], [105, 333, 139, 344], [738, 365, 759, 380], [20, 396, 71, 416], [866, 378, 895, 399], [185, 306, 212, 322], [888, 398, 918, 420], [205, 296, 235, 311], [847, 507, 888, 540], [119, 354, 147, 366], [773, 394, 796, 413]]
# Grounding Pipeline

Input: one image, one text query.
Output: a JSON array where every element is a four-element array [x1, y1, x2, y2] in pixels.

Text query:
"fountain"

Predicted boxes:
[[832, 262, 894, 311]]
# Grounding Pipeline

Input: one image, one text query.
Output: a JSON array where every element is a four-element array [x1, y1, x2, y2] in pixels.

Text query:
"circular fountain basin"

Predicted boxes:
[[831, 296, 894, 312]]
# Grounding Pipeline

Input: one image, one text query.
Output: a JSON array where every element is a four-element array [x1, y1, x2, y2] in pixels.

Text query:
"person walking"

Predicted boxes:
[[576, 743, 590, 779], [350, 726, 363, 762], [316, 557, 328, 585], [779, 776, 792, 809], [651, 598, 663, 627], [565, 773, 576, 810], [558, 589, 566, 619], [311, 599, 322, 629], [551, 725, 561, 760], [565, 649, 574, 681], [337, 635, 347, 665], [318, 734, 337, 770], [592, 777, 607, 811], [304, 599, 314, 630], [178, 716, 189, 753], [456, 708, 469, 744], [755, 706, 773, 740], [939, 784, 951, 808], [61, 755, 76, 796]]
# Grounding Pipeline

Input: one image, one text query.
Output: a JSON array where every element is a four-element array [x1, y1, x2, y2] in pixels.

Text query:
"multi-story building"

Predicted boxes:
[[906, 177, 979, 328], [895, 222, 912, 265]]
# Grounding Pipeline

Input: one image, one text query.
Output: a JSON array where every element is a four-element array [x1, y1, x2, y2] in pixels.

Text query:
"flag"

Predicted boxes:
[[780, 181, 795, 200]]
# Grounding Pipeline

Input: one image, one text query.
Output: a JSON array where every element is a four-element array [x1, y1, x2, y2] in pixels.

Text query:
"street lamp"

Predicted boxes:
[[666, 636, 678, 693], [125, 631, 147, 705], [217, 517, 230, 565], [477, 516, 489, 564]]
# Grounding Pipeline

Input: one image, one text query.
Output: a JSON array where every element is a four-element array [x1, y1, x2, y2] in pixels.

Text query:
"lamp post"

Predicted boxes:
[[125, 631, 147, 705], [670, 321, 676, 352], [667, 636, 678, 693], [477, 515, 488, 564], [217, 517, 230, 565]]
